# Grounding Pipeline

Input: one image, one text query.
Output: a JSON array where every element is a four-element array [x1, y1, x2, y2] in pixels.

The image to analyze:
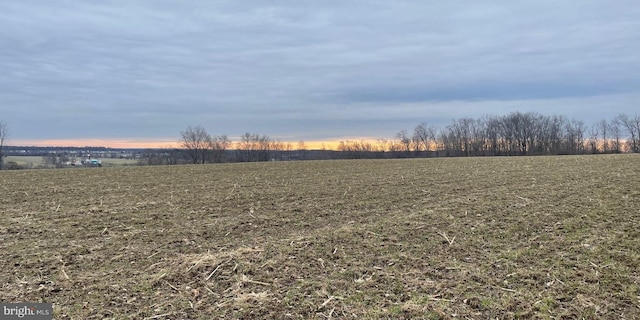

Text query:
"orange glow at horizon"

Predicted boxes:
[[10, 139, 179, 149], [10, 138, 348, 150]]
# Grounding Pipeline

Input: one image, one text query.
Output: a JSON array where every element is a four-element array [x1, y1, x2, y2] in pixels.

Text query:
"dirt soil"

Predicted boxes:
[[1, 155, 639, 319]]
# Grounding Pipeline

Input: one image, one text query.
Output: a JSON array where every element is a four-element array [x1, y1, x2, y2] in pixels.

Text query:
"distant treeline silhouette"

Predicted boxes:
[[158, 111, 640, 165], [3, 112, 638, 169]]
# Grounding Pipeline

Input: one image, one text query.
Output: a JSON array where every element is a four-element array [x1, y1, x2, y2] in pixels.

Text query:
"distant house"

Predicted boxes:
[[80, 158, 102, 167]]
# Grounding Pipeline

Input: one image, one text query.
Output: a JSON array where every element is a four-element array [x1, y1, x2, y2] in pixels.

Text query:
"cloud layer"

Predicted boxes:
[[2, 1, 639, 145]]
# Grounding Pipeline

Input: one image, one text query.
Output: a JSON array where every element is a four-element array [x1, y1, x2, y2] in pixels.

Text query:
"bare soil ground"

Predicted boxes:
[[1, 155, 639, 319]]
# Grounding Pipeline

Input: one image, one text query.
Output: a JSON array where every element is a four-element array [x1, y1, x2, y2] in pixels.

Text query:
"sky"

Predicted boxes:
[[1, 1, 640, 148]]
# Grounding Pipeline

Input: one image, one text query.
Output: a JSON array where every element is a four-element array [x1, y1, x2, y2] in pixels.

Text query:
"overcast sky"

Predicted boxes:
[[2, 1, 640, 147]]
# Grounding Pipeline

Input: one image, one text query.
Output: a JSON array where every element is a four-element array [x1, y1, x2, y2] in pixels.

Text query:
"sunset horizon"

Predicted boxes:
[[7, 138, 353, 150]]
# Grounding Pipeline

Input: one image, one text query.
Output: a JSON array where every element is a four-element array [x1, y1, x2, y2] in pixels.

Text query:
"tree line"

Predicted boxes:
[[137, 126, 306, 165], [435, 112, 639, 156], [336, 112, 640, 158], [165, 112, 640, 165], [1, 112, 639, 169], [403, 112, 640, 157]]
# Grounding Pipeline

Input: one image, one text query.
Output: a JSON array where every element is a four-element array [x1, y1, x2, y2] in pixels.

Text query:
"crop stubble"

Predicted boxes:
[[1, 155, 639, 319]]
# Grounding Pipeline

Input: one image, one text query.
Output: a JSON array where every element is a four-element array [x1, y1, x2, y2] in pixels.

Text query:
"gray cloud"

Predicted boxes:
[[1, 0, 639, 144]]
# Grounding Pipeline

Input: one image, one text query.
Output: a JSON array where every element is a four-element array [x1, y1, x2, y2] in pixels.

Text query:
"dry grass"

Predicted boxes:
[[5, 156, 138, 168], [1, 155, 639, 319], [5, 156, 45, 167]]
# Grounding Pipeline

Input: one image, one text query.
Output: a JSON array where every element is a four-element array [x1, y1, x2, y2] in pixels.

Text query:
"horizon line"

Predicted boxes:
[[7, 138, 378, 150]]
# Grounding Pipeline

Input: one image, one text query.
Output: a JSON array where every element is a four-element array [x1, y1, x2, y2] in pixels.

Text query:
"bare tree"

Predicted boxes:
[[599, 119, 609, 153], [564, 120, 586, 154], [297, 140, 307, 160], [237, 133, 253, 162], [271, 139, 285, 161], [500, 112, 539, 156], [609, 119, 622, 153], [396, 129, 412, 155], [544, 115, 567, 155], [0, 121, 8, 170], [483, 115, 501, 156], [456, 118, 474, 156], [210, 135, 231, 163], [588, 124, 599, 154], [180, 125, 212, 164], [617, 114, 640, 153], [442, 118, 474, 157], [412, 122, 436, 155], [237, 133, 272, 162], [337, 140, 377, 159], [469, 118, 486, 156]]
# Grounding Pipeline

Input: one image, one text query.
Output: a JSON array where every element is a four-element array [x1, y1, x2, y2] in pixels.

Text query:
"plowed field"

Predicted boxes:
[[1, 155, 639, 319]]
